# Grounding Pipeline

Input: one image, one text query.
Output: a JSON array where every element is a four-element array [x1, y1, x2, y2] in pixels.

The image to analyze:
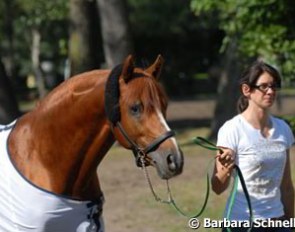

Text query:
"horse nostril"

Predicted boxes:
[[167, 154, 176, 171]]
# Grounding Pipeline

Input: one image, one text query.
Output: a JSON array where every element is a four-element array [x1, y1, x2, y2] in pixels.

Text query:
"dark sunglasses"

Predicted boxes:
[[252, 83, 280, 92]]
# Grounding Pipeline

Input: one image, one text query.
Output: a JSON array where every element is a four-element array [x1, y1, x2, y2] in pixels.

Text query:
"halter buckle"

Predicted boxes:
[[133, 149, 151, 167]]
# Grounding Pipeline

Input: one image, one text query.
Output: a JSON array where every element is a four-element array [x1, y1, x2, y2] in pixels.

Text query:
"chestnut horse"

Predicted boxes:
[[0, 55, 183, 232]]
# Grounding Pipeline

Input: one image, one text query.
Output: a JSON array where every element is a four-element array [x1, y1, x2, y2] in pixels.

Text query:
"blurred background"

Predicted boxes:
[[1, 0, 294, 137], [0, 1, 294, 231]]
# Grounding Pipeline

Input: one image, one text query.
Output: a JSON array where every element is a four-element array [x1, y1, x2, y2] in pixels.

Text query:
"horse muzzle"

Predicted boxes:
[[115, 122, 183, 178], [149, 147, 184, 179]]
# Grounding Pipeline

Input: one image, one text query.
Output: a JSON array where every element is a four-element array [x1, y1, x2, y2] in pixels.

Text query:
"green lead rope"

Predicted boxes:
[[226, 173, 238, 218], [169, 159, 213, 218], [193, 137, 253, 232]]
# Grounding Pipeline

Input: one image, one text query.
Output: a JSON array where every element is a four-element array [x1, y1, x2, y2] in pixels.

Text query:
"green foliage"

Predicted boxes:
[[127, 0, 222, 96], [190, 0, 295, 83], [0, 0, 223, 97], [0, 0, 69, 78], [281, 116, 295, 136], [128, 0, 198, 36], [16, 0, 68, 28]]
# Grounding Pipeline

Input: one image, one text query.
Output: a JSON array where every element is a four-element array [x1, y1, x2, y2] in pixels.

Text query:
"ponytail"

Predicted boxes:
[[237, 95, 248, 113]]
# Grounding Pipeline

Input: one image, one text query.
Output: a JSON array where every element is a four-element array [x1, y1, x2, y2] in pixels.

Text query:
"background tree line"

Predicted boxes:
[[0, 0, 294, 137]]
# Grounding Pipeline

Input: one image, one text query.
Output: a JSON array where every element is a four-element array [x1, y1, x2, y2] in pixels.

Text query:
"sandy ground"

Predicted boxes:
[[166, 96, 295, 122], [98, 96, 295, 232]]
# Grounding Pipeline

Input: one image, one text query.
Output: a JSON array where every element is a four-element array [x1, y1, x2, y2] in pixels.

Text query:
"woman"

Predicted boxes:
[[212, 61, 294, 232]]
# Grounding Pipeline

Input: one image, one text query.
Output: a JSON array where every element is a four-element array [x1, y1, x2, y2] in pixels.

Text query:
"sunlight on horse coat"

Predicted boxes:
[[1, 55, 183, 231]]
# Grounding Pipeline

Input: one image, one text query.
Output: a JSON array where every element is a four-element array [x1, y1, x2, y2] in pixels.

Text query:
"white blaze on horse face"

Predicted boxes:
[[156, 109, 179, 151], [151, 108, 183, 178]]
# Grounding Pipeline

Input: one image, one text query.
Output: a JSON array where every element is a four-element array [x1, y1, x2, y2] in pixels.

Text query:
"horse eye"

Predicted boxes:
[[130, 103, 142, 116]]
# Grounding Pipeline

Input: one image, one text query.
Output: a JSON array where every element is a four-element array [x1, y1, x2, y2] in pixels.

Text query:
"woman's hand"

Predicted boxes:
[[216, 148, 235, 173], [211, 147, 236, 194]]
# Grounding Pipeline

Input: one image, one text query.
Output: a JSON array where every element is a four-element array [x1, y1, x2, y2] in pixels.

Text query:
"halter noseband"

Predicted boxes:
[[116, 122, 175, 166]]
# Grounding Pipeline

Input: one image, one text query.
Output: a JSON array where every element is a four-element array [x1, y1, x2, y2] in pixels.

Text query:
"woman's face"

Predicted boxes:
[[243, 72, 279, 109]]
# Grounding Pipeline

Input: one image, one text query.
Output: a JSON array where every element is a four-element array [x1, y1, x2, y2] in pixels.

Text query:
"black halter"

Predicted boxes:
[[104, 64, 175, 166], [116, 122, 175, 166]]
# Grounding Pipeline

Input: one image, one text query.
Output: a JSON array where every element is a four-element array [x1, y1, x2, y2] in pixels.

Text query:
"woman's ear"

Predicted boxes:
[[241, 84, 251, 97]]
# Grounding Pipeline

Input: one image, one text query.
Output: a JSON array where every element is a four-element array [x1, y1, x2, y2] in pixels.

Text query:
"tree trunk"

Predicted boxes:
[[2, 0, 15, 78], [96, 0, 134, 68], [0, 60, 20, 124], [31, 28, 47, 98], [69, 0, 102, 76], [209, 38, 242, 139]]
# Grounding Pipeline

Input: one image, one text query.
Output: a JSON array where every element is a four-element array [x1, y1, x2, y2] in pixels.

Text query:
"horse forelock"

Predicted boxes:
[[122, 76, 168, 116], [105, 63, 168, 124]]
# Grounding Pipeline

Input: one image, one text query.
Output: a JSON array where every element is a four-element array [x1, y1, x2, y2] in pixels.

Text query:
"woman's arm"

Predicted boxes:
[[280, 150, 294, 219], [211, 147, 235, 195]]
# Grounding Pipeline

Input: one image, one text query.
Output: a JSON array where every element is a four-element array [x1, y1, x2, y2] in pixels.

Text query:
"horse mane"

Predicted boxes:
[[105, 64, 123, 124]]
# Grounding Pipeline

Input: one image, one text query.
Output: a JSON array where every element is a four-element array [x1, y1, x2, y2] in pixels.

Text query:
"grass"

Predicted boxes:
[[280, 87, 295, 96], [100, 128, 224, 231], [100, 127, 295, 232], [141, 128, 229, 232]]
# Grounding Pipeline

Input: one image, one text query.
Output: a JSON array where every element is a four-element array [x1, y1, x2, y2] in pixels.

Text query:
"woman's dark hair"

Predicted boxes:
[[237, 61, 282, 113]]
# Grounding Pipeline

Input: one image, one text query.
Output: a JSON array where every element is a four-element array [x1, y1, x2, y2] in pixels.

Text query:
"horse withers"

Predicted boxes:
[[0, 55, 183, 231]]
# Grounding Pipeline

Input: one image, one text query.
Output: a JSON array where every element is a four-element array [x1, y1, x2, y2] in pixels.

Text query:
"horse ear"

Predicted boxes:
[[121, 55, 135, 83], [146, 54, 164, 80]]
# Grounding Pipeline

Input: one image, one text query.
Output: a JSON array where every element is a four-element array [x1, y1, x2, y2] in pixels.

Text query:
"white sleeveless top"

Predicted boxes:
[[0, 122, 104, 232], [217, 115, 294, 220]]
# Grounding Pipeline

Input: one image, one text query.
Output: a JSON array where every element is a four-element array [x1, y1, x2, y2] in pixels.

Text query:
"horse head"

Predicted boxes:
[[105, 55, 183, 179]]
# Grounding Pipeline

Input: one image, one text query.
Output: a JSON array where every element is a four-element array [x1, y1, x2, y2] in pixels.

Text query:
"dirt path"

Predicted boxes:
[[166, 95, 295, 122], [98, 96, 295, 232]]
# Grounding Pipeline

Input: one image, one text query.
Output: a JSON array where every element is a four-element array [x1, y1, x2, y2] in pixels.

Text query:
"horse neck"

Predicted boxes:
[[10, 72, 115, 199]]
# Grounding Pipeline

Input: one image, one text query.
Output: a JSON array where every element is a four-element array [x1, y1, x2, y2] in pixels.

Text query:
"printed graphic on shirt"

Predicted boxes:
[[241, 139, 286, 198]]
